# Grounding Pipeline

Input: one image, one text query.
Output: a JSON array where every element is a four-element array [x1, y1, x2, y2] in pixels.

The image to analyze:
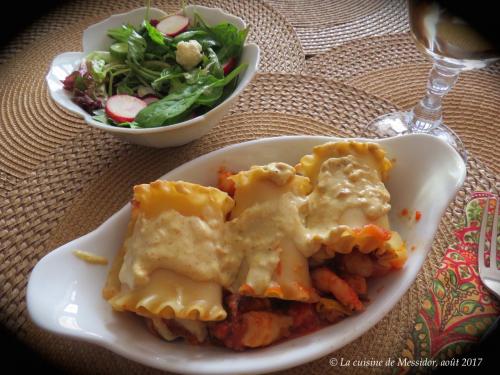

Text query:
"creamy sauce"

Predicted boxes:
[[119, 208, 241, 289], [226, 192, 314, 294], [117, 142, 394, 298], [258, 162, 296, 186], [306, 155, 391, 236]]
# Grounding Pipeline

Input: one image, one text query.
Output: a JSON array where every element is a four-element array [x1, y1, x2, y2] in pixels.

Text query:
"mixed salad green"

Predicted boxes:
[[62, 10, 248, 128]]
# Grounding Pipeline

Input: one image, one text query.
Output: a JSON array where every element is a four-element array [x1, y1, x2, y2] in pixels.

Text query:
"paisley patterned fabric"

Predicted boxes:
[[398, 192, 500, 374]]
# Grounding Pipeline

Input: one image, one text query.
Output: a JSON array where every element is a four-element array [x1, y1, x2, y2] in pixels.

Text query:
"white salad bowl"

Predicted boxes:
[[46, 6, 260, 148], [27, 134, 466, 374]]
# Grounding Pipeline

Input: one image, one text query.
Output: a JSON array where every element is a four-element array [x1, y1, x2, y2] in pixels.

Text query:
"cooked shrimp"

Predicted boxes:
[[311, 267, 364, 311], [241, 311, 293, 348], [210, 311, 292, 350], [340, 251, 373, 277], [341, 273, 367, 296]]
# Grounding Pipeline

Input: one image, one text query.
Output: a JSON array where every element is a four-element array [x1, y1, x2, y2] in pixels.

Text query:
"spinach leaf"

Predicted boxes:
[[126, 31, 164, 83], [213, 24, 248, 62], [134, 88, 202, 127], [143, 60, 171, 71], [143, 20, 165, 45], [173, 30, 208, 42], [131, 65, 164, 82], [144, 36, 175, 61], [116, 121, 139, 128], [127, 30, 147, 64], [196, 85, 223, 106], [168, 77, 187, 94], [135, 63, 247, 127], [161, 109, 197, 126], [196, 63, 246, 106], [205, 47, 223, 78], [173, 30, 219, 48], [108, 24, 135, 43], [183, 68, 206, 85], [192, 13, 248, 62], [151, 66, 184, 91], [92, 109, 108, 124], [208, 63, 247, 89]]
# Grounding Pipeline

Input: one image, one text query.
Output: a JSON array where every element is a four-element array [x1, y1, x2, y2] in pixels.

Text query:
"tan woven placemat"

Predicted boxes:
[[1, 72, 497, 374], [0, 0, 305, 192], [307, 32, 500, 175], [264, 0, 409, 55], [0, 0, 305, 69]]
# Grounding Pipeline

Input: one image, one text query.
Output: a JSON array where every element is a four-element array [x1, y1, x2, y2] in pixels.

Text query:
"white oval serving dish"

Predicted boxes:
[[27, 134, 466, 374]]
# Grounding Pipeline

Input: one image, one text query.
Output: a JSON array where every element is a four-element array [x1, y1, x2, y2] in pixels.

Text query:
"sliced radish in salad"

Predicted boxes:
[[142, 94, 160, 105], [156, 15, 189, 37], [222, 57, 237, 75], [105, 95, 147, 123]]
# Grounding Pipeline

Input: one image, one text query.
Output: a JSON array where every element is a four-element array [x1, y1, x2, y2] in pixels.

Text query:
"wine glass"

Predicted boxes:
[[367, 0, 499, 161]]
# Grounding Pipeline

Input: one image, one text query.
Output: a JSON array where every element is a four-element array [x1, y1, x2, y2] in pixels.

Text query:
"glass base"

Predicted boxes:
[[366, 111, 467, 162]]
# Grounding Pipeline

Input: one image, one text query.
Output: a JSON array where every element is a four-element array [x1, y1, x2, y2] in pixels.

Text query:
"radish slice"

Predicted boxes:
[[156, 15, 189, 37], [222, 57, 237, 75], [142, 94, 160, 105], [105, 95, 147, 123]]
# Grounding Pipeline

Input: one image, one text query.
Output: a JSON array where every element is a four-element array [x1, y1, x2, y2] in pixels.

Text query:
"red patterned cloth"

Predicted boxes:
[[398, 192, 500, 373]]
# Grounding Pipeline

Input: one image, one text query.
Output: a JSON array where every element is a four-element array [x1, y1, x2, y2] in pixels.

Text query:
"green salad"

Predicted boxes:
[[62, 10, 249, 128]]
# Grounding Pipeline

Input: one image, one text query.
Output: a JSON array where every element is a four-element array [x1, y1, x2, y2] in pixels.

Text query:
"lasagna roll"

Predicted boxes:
[[103, 180, 236, 321], [296, 141, 406, 260], [227, 162, 319, 302]]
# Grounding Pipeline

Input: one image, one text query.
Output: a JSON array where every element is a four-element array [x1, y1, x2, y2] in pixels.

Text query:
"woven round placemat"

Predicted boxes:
[[0, 0, 304, 69], [0, 0, 304, 191], [264, 0, 409, 55], [307, 32, 500, 175], [1, 72, 497, 374]]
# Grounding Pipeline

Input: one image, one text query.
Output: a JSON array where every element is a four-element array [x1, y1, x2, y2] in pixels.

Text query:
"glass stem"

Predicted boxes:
[[408, 62, 460, 133]]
